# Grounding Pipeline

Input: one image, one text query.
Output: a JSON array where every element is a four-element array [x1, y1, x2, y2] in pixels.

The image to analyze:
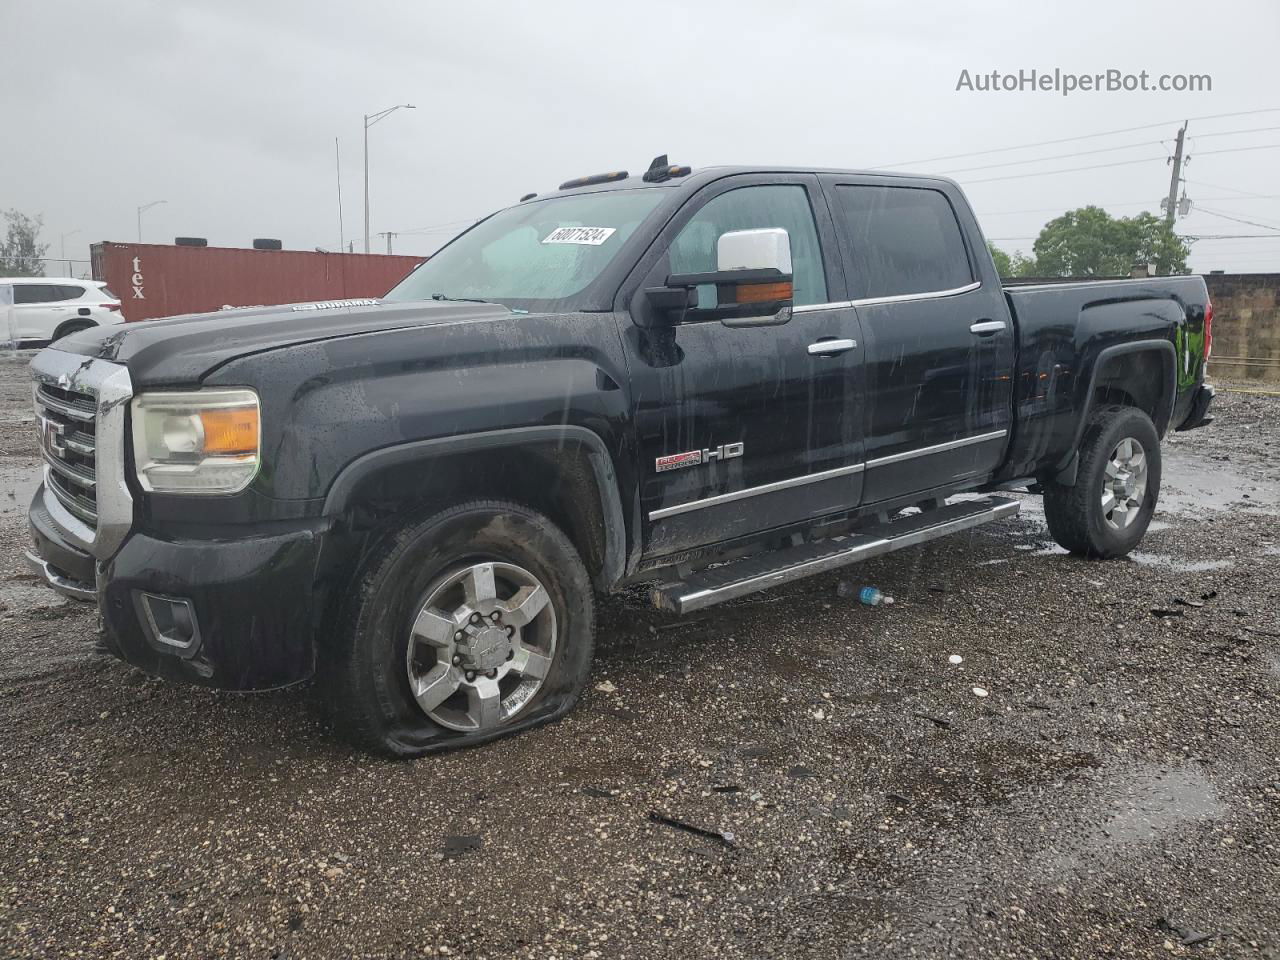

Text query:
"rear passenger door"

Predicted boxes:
[[820, 177, 1014, 503], [12, 283, 76, 341]]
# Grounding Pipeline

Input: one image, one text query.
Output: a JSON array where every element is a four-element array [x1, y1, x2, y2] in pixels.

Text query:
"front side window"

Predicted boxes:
[[668, 184, 828, 307], [833, 186, 974, 300], [385, 189, 666, 310]]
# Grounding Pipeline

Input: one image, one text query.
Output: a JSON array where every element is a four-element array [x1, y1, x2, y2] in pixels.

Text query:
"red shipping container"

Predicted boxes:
[[91, 242, 425, 322]]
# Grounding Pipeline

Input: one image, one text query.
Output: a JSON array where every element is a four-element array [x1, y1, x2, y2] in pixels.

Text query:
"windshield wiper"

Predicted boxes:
[[430, 293, 493, 305]]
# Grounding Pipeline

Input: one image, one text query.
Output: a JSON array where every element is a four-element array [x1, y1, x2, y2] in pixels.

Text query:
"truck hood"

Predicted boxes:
[[54, 298, 514, 385]]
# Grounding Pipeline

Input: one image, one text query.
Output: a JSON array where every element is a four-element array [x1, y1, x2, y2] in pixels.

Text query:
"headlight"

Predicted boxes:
[[131, 389, 260, 494]]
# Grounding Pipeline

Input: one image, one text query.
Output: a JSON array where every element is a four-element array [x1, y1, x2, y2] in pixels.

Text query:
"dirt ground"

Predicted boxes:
[[1, 348, 1278, 959]]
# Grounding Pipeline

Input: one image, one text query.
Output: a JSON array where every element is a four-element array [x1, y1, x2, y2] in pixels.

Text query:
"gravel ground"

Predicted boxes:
[[1, 350, 1278, 959]]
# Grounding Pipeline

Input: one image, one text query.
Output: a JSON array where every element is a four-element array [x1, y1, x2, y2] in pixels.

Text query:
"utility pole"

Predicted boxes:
[[1164, 122, 1187, 230], [335, 137, 345, 254], [1158, 122, 1188, 275], [376, 231, 395, 254]]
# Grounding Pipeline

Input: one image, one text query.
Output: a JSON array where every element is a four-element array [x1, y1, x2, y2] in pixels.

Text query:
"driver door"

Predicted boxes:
[[619, 175, 865, 559]]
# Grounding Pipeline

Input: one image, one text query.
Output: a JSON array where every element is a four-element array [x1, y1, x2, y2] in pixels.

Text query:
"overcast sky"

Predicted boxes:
[[4, 0, 1279, 275]]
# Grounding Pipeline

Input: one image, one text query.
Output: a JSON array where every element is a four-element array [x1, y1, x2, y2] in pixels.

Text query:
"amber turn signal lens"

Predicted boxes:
[[198, 407, 259, 455], [734, 281, 793, 304]]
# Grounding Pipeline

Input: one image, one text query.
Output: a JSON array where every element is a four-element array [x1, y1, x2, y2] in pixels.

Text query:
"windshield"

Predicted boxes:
[[384, 189, 665, 310]]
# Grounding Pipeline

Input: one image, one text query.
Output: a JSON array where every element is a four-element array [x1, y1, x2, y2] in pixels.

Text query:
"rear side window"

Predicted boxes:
[[832, 186, 974, 300], [13, 284, 60, 304], [57, 285, 85, 300], [98, 285, 117, 299]]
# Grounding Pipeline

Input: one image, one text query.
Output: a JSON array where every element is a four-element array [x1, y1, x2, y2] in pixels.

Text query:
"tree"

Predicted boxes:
[[1026, 206, 1189, 278], [0, 209, 48, 277], [987, 242, 1012, 277], [986, 241, 1038, 278]]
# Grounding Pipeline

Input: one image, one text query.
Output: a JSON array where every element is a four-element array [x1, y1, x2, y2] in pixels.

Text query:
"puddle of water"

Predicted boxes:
[[1089, 767, 1222, 847], [1042, 766, 1224, 878], [1130, 553, 1234, 573], [1158, 450, 1280, 517], [0, 460, 42, 518]]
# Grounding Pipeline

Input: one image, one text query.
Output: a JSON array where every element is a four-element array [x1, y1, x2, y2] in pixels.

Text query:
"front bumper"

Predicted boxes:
[[1177, 382, 1215, 431], [27, 485, 327, 690]]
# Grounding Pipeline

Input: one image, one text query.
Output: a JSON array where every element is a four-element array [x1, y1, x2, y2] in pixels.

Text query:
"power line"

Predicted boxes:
[[1195, 207, 1280, 232], [1181, 233, 1280, 240], [1187, 124, 1280, 141], [960, 155, 1167, 186], [1191, 143, 1280, 158], [874, 107, 1280, 169], [937, 139, 1165, 176], [1183, 178, 1273, 198]]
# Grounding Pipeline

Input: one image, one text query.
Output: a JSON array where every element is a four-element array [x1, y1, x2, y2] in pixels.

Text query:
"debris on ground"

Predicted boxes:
[[858, 587, 894, 607], [913, 712, 952, 730], [442, 835, 483, 860], [647, 811, 737, 848], [972, 687, 990, 698], [1150, 607, 1185, 618], [948, 654, 964, 665], [594, 680, 617, 694]]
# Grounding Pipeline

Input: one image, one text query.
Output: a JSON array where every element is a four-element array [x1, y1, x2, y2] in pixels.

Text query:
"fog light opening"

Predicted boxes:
[[136, 591, 202, 658]]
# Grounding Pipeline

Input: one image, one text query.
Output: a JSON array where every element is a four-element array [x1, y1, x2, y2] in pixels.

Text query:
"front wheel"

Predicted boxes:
[[1042, 405, 1161, 558], [323, 500, 596, 757]]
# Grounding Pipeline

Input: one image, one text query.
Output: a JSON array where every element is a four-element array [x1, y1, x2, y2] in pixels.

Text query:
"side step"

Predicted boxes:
[[650, 496, 1020, 614]]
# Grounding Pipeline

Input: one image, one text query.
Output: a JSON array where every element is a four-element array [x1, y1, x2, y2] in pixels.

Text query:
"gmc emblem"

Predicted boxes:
[[40, 417, 67, 458], [655, 442, 744, 473]]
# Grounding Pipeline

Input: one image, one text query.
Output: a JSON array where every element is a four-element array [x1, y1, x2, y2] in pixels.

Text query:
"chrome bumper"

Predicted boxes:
[[23, 548, 96, 602]]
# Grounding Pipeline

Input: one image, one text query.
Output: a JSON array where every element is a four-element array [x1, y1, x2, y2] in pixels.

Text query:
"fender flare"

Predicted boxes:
[[1054, 338, 1176, 481], [322, 425, 628, 588]]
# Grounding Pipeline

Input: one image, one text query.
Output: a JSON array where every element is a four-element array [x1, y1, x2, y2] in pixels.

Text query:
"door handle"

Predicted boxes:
[[807, 338, 857, 357], [969, 320, 1005, 335]]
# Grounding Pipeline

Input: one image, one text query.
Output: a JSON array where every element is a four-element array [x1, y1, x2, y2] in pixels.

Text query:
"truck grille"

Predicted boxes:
[[36, 382, 100, 527]]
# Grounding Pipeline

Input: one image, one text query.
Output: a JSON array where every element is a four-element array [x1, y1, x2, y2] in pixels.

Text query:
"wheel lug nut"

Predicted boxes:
[[454, 631, 464, 641], [452, 654, 461, 665], [505, 626, 515, 636], [470, 613, 482, 624], [465, 670, 476, 682], [489, 612, 501, 622], [487, 669, 498, 679]]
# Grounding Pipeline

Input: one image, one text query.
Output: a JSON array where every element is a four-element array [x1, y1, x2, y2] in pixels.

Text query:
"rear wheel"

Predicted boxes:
[[322, 500, 595, 757], [1043, 405, 1161, 558], [52, 320, 94, 341]]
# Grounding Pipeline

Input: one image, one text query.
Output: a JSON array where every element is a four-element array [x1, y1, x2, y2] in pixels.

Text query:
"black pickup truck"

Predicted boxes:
[[25, 158, 1215, 755]]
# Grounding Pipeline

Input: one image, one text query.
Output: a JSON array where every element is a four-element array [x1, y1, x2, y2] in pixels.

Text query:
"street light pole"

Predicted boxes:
[[362, 104, 415, 253], [60, 229, 81, 274], [137, 200, 167, 243]]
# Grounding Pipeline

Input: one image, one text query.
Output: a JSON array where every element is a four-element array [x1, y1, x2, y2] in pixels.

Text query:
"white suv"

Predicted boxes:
[[0, 277, 125, 346]]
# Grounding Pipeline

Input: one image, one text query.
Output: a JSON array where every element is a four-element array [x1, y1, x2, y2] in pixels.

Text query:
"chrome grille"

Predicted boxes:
[[36, 382, 100, 527]]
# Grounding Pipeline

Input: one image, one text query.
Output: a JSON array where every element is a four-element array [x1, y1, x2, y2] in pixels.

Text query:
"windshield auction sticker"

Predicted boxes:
[[542, 226, 617, 246]]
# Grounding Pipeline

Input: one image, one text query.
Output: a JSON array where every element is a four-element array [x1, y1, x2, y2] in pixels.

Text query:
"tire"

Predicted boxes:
[[1043, 405, 1161, 559], [322, 500, 595, 757], [52, 320, 94, 341]]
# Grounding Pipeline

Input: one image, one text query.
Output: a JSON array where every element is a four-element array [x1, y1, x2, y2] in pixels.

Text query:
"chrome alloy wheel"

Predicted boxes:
[[1101, 436, 1148, 531], [404, 561, 557, 732]]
